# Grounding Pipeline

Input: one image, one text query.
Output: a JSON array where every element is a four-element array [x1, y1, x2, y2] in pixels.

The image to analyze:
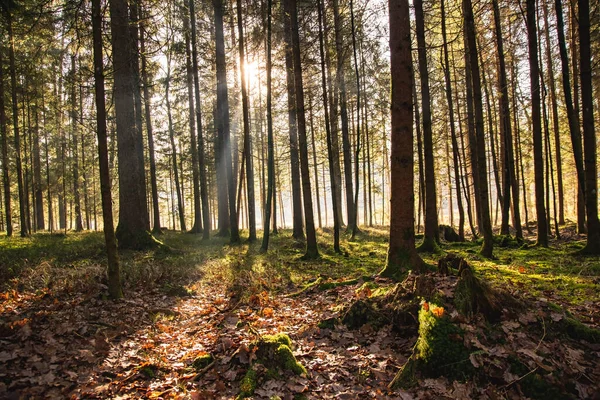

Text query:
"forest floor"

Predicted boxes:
[[0, 225, 599, 399]]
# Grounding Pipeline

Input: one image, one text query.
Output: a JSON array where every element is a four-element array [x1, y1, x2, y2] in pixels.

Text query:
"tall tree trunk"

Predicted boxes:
[[382, 0, 423, 279], [165, 72, 186, 232], [492, 0, 522, 240], [0, 43, 12, 236], [308, 97, 322, 228], [578, 0, 600, 253], [286, 0, 319, 258], [183, 14, 201, 234], [236, 0, 256, 241], [261, 0, 274, 251], [281, 3, 304, 240], [92, 0, 122, 299], [190, 0, 210, 239], [33, 104, 44, 231], [350, 0, 361, 239], [6, 10, 27, 237], [413, 68, 426, 233], [526, 0, 549, 247], [140, 5, 162, 234], [543, 0, 564, 225], [464, 0, 494, 256], [214, 0, 239, 243], [110, 0, 153, 249], [441, 0, 464, 241], [71, 55, 83, 232], [570, 0, 586, 233], [414, 0, 439, 251], [318, 0, 340, 252], [323, 3, 344, 228], [333, 0, 355, 232]]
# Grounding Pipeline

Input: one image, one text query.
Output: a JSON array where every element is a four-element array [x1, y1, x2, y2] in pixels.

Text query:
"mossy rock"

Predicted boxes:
[[439, 225, 461, 242], [192, 353, 214, 370], [318, 317, 338, 330]]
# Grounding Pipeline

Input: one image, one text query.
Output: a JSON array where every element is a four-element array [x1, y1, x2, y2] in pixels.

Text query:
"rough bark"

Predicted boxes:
[[526, 0, 549, 247], [382, 0, 423, 279]]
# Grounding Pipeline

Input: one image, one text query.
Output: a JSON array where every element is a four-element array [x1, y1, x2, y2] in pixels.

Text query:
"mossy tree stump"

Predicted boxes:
[[238, 333, 306, 398]]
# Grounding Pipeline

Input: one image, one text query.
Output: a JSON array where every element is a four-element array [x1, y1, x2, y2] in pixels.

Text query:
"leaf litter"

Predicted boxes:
[[0, 264, 599, 399]]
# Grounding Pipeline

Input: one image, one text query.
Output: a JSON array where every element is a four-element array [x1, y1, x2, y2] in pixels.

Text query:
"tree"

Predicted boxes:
[[318, 0, 340, 253], [189, 0, 210, 240], [492, 0, 522, 240], [441, 0, 464, 241], [214, 0, 239, 243], [463, 0, 494, 257], [236, 0, 256, 241], [526, 0, 548, 247], [0, 38, 12, 237], [332, 0, 355, 233], [261, 0, 274, 252], [140, 4, 161, 235], [578, 0, 600, 253], [414, 0, 439, 251], [382, 0, 423, 279], [285, 0, 318, 259], [92, 0, 122, 299], [110, 0, 153, 249], [5, 6, 28, 237], [281, 0, 304, 241]]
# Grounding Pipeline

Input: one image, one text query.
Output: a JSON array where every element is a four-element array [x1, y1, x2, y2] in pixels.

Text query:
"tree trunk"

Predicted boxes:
[[6, 11, 28, 237], [236, 0, 256, 241], [578, 0, 600, 253], [333, 0, 355, 232], [350, 0, 361, 239], [33, 105, 44, 231], [414, 0, 439, 251], [261, 0, 274, 252], [543, 0, 564, 226], [110, 0, 153, 249], [214, 0, 239, 243], [140, 6, 162, 234], [441, 0, 464, 241], [190, 0, 210, 239], [492, 0, 522, 240], [286, 0, 319, 258], [308, 97, 322, 228], [281, 1, 304, 241], [463, 0, 494, 256], [0, 43, 12, 237], [71, 55, 83, 232], [92, 0, 122, 299], [382, 0, 423, 279], [526, 0, 549, 247], [318, 0, 340, 252]]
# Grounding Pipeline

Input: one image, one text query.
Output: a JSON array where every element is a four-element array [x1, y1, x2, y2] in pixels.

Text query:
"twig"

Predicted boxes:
[[535, 316, 546, 351], [504, 366, 539, 389], [185, 359, 216, 382]]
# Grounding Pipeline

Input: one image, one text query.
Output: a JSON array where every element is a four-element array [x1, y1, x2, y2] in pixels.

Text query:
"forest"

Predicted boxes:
[[0, 0, 599, 397]]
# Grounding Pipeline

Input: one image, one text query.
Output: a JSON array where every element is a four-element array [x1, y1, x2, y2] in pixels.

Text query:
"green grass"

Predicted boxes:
[[0, 228, 598, 310]]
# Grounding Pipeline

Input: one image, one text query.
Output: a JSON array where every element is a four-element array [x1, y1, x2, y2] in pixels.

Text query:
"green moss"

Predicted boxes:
[[554, 317, 600, 343], [253, 334, 306, 376], [276, 344, 307, 375], [415, 304, 473, 380], [389, 356, 418, 389], [318, 317, 337, 329], [239, 368, 257, 398], [192, 353, 214, 370], [260, 333, 293, 348]]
